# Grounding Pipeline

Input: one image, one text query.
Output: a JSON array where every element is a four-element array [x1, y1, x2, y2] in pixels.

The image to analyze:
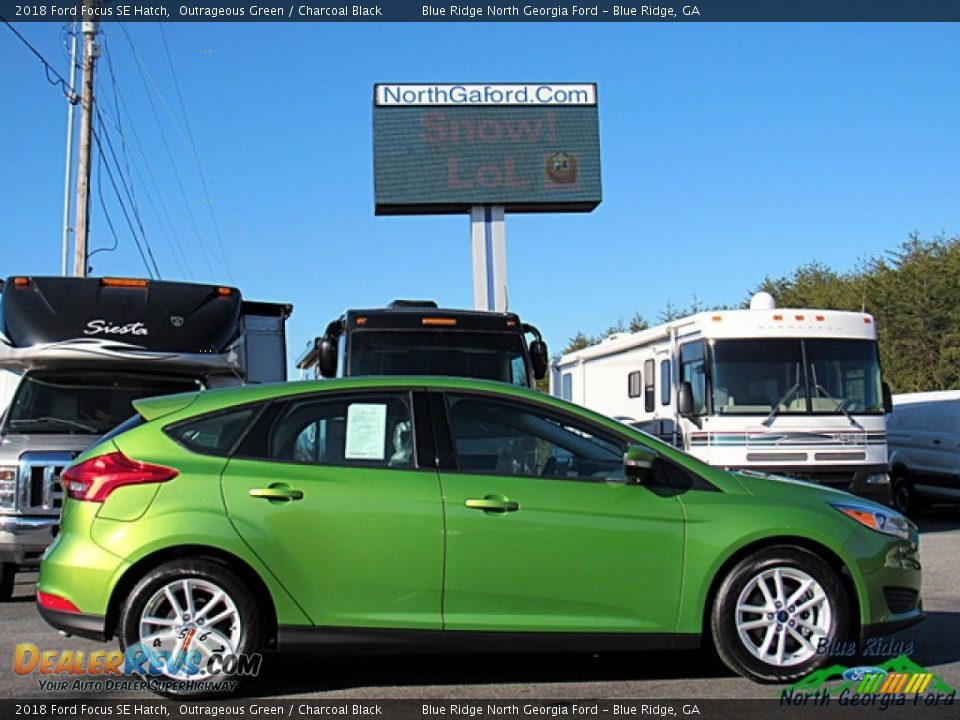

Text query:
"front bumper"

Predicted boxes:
[[0, 515, 58, 565]]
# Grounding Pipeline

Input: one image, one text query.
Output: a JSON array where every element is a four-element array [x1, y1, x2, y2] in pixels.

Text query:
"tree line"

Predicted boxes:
[[562, 234, 960, 394]]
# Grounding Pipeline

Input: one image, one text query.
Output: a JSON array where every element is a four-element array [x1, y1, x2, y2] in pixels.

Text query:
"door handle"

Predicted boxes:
[[465, 496, 519, 513], [249, 485, 304, 501]]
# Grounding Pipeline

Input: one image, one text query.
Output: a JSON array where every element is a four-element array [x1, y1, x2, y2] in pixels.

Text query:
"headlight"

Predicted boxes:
[[0, 466, 16, 510], [832, 502, 912, 541]]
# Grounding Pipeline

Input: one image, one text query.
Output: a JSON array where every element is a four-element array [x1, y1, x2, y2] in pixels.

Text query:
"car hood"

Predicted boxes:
[[0, 432, 96, 458], [730, 468, 891, 513]]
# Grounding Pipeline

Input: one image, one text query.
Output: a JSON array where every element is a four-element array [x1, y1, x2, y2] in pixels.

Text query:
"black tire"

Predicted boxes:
[[118, 558, 262, 698], [711, 546, 850, 683], [0, 563, 15, 601], [891, 474, 919, 516]]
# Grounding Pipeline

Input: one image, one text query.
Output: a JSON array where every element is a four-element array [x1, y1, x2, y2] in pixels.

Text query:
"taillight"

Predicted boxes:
[[37, 591, 80, 614], [62, 452, 178, 503]]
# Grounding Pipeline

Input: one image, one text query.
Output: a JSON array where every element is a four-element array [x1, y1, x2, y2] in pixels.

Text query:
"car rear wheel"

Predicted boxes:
[[118, 559, 262, 697], [711, 546, 849, 683]]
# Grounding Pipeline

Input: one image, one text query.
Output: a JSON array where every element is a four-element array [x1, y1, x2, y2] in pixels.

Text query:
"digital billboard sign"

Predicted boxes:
[[373, 83, 602, 215]]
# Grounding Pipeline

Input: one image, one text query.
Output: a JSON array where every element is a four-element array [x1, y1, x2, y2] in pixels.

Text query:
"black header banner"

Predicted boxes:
[[2, 0, 960, 22]]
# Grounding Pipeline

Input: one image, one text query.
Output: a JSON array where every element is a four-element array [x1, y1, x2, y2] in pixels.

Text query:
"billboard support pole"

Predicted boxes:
[[470, 205, 507, 312]]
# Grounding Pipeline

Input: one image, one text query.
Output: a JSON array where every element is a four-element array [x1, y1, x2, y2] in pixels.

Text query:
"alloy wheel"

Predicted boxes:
[[734, 566, 833, 667], [137, 578, 242, 681]]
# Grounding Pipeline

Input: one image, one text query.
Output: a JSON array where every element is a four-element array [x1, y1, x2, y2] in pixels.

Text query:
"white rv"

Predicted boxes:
[[551, 293, 892, 501]]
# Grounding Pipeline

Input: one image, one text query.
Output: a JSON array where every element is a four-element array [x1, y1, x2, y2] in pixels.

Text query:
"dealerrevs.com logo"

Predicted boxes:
[[14, 642, 261, 694]]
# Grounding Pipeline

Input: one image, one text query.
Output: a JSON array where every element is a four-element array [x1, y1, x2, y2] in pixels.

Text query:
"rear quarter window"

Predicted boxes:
[[165, 407, 258, 456]]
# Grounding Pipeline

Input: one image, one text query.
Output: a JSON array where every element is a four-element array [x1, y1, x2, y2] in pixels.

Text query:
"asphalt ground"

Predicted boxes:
[[0, 511, 957, 704]]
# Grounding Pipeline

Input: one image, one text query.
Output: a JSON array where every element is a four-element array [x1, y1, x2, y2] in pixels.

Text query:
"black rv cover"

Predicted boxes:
[[2, 277, 243, 353]]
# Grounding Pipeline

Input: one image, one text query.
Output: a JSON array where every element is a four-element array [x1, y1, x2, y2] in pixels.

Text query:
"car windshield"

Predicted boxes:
[[710, 338, 884, 416], [348, 330, 530, 386], [2, 370, 202, 435]]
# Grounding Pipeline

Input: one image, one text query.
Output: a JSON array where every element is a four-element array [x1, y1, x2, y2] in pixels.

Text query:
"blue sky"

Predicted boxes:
[[3, 22, 960, 370]]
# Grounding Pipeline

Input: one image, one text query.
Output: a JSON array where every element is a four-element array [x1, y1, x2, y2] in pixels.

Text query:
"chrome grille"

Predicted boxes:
[[17, 452, 75, 515]]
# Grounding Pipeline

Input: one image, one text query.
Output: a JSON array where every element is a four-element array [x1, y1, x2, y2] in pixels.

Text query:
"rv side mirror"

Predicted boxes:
[[529, 339, 549, 381], [882, 381, 893, 415], [624, 445, 657, 484], [318, 336, 338, 379], [677, 381, 694, 417]]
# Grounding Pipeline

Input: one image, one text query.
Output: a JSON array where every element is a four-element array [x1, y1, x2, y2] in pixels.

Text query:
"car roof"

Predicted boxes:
[[133, 376, 558, 422]]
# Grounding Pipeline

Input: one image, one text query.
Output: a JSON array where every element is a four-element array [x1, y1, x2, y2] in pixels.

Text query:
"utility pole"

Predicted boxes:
[[60, 22, 79, 277], [73, 0, 99, 278]]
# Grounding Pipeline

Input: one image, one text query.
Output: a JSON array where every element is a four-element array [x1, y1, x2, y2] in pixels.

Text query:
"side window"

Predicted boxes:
[[660, 359, 671, 405], [644, 359, 655, 412], [267, 393, 413, 468], [511, 356, 528, 386], [680, 341, 707, 415], [628, 371, 642, 399], [167, 407, 258, 456], [561, 373, 573, 401], [445, 394, 625, 481]]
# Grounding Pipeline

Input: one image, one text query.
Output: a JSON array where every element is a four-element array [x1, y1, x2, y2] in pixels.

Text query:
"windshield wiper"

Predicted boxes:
[[810, 366, 863, 428], [7, 416, 99, 434], [762, 363, 802, 427], [812, 383, 863, 428]]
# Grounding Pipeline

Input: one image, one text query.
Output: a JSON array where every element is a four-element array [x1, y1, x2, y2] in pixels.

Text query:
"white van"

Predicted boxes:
[[887, 390, 960, 514]]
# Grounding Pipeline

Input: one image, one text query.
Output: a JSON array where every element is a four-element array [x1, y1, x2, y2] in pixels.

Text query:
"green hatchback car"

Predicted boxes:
[[37, 377, 922, 694]]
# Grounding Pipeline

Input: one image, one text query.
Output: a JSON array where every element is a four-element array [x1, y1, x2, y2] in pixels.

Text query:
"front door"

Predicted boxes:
[[436, 392, 686, 634]]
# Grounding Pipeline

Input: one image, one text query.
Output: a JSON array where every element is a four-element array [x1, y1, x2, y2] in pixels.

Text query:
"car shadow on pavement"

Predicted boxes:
[[234, 649, 735, 698], [915, 508, 960, 534], [904, 611, 960, 667]]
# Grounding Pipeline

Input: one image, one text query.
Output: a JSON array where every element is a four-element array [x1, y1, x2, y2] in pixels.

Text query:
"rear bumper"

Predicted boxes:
[[36, 602, 107, 641], [0, 515, 57, 566]]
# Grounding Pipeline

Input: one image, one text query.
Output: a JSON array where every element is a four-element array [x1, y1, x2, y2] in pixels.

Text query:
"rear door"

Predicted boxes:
[[221, 389, 444, 629], [433, 391, 686, 633]]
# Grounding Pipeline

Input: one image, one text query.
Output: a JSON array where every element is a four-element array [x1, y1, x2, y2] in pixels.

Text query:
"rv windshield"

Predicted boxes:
[[348, 330, 530, 386], [2, 370, 202, 435], [710, 338, 883, 416]]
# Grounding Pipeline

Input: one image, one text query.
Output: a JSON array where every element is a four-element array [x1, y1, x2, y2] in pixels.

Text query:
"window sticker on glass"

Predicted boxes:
[[344, 403, 388, 460]]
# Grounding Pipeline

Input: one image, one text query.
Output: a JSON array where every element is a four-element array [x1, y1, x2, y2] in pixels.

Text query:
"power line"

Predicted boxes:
[[97, 33, 192, 279], [118, 22, 221, 279], [96, 34, 194, 280], [92, 119, 161, 279], [89, 147, 120, 264], [95, 107, 157, 272], [1, 17, 78, 102], [158, 23, 234, 283]]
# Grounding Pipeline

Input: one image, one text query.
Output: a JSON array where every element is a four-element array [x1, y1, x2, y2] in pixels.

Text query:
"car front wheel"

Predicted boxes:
[[118, 558, 262, 697], [711, 546, 850, 683]]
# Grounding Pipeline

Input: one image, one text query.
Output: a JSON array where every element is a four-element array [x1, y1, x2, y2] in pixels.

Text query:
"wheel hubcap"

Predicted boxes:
[[137, 579, 242, 681], [735, 566, 833, 668]]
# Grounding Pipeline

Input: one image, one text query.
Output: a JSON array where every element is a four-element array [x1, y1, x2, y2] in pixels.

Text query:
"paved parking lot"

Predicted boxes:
[[1, 512, 957, 701]]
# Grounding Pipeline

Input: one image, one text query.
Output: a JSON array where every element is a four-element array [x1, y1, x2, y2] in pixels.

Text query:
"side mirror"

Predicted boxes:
[[882, 381, 893, 415], [677, 381, 694, 417], [318, 335, 338, 379], [529, 339, 549, 381], [623, 444, 657, 484]]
